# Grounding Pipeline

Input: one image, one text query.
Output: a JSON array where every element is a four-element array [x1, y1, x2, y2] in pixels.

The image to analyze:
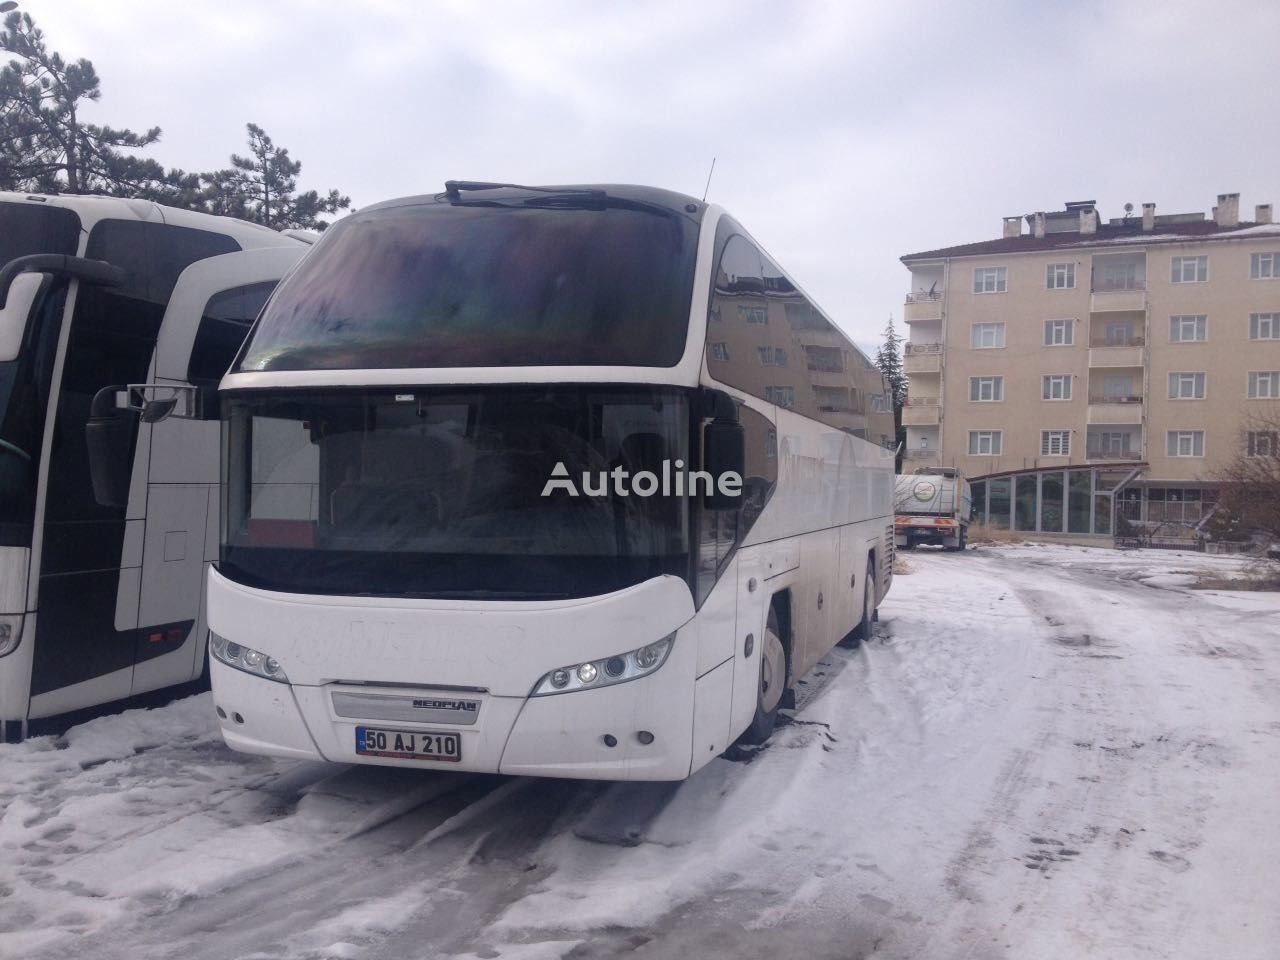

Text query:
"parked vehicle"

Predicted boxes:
[[894, 468, 972, 551], [195, 181, 897, 781], [0, 192, 311, 739]]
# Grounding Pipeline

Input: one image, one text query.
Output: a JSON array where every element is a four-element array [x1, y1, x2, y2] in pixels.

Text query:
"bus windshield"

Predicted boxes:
[[221, 386, 692, 599], [0, 202, 81, 544], [234, 197, 698, 372]]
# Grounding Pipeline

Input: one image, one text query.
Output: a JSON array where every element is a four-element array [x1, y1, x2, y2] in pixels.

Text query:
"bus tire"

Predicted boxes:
[[740, 606, 786, 745], [853, 560, 876, 644]]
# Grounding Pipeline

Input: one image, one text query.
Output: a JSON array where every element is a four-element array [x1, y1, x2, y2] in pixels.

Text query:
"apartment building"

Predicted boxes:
[[899, 193, 1280, 536]]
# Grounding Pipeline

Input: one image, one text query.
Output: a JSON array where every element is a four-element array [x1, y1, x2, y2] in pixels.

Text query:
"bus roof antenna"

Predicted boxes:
[[702, 158, 716, 203]]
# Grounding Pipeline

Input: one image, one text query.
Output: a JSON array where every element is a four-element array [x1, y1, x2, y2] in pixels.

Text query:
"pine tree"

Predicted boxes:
[[201, 123, 350, 231], [0, 11, 178, 196], [875, 315, 908, 467]]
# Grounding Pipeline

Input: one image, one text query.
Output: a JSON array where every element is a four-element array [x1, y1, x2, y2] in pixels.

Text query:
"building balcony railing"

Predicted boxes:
[[1088, 344, 1144, 368], [1088, 336, 1145, 348], [1090, 288, 1147, 313], [904, 295, 943, 323], [904, 342, 942, 355], [902, 403, 940, 426], [903, 449, 941, 464], [1091, 281, 1146, 293], [904, 353, 942, 374], [1085, 448, 1140, 461], [906, 396, 940, 405], [1087, 400, 1144, 425], [1087, 394, 1143, 404]]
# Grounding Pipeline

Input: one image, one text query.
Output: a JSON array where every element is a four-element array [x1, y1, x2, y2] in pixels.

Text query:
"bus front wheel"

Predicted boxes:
[[740, 606, 787, 745]]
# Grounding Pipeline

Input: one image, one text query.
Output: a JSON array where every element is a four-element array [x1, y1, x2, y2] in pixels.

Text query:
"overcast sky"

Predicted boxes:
[[20, 0, 1280, 355]]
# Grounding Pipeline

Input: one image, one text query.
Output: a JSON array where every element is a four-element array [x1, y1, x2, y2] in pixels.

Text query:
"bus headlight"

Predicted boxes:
[[209, 631, 289, 684], [0, 615, 22, 657], [531, 634, 674, 697]]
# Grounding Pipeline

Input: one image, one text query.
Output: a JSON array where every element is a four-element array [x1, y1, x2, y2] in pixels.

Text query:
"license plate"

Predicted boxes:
[[355, 726, 461, 762]]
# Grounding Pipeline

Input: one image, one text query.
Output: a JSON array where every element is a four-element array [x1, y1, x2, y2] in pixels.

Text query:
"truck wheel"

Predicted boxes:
[[739, 606, 786, 745]]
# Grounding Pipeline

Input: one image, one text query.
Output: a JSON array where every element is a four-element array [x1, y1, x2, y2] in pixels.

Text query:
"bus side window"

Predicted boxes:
[[188, 282, 278, 418]]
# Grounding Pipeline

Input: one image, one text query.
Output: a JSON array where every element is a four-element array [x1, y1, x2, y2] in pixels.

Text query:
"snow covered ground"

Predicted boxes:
[[2, 543, 1278, 960]]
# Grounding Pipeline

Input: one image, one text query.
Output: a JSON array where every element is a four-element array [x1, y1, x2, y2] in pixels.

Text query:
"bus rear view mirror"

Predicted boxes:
[[0, 273, 44, 362], [703, 420, 744, 511], [86, 386, 134, 509]]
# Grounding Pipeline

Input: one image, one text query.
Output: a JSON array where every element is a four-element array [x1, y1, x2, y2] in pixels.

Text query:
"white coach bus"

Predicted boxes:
[[207, 182, 896, 780], [0, 192, 309, 739]]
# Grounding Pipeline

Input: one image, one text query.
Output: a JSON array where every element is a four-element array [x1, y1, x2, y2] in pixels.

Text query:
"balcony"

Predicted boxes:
[[903, 449, 941, 466], [904, 342, 942, 374], [1088, 342, 1144, 367], [1090, 288, 1146, 313], [902, 398, 940, 426], [1087, 396, 1144, 424], [904, 292, 943, 322], [1085, 448, 1142, 462]]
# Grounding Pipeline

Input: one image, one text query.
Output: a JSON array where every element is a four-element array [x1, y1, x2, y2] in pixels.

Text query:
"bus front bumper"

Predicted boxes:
[[210, 656, 699, 781]]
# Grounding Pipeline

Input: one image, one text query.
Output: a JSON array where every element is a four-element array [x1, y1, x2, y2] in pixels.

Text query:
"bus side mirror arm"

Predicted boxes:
[[0, 254, 125, 308], [85, 384, 209, 508], [112, 384, 207, 423]]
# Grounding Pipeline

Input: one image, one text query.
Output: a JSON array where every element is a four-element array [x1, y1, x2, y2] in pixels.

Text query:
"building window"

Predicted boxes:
[[968, 430, 1002, 455], [1248, 371, 1280, 399], [968, 376, 1004, 402], [1168, 372, 1206, 399], [1098, 261, 1140, 291], [709, 341, 729, 362], [1104, 321, 1134, 345], [1044, 319, 1074, 346], [739, 305, 768, 325], [757, 346, 787, 366], [1041, 430, 1071, 456], [871, 393, 891, 413], [1250, 253, 1280, 279], [1247, 431, 1278, 457], [1092, 431, 1133, 456], [765, 385, 795, 408], [1250, 313, 1279, 340], [973, 267, 1007, 294], [1171, 256, 1208, 283], [1042, 374, 1072, 400], [1170, 315, 1208, 342], [971, 322, 1006, 348], [1102, 374, 1135, 399], [1046, 263, 1076, 289], [814, 386, 852, 412], [1167, 431, 1205, 457], [804, 344, 844, 372]]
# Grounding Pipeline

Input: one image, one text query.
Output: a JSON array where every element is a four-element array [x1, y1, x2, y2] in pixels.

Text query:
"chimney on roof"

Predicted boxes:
[[1257, 203, 1273, 225], [1080, 208, 1098, 235], [1217, 193, 1240, 228], [1142, 203, 1155, 232], [1002, 216, 1022, 239], [1033, 212, 1046, 239]]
